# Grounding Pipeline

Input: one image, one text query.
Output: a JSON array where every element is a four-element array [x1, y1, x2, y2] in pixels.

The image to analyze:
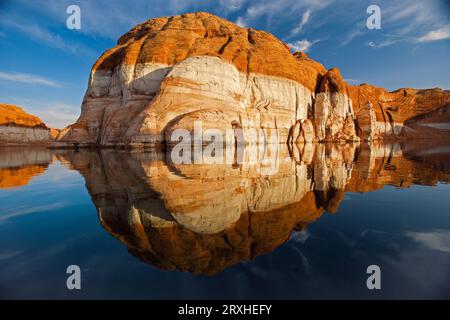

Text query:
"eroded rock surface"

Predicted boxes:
[[349, 86, 450, 140], [313, 68, 359, 142]]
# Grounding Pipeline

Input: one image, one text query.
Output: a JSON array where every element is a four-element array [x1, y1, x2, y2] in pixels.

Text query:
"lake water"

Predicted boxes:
[[0, 141, 449, 299]]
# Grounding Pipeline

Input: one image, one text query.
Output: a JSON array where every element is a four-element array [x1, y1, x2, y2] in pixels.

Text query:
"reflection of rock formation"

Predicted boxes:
[[55, 146, 325, 274], [0, 148, 53, 188], [54, 141, 450, 275]]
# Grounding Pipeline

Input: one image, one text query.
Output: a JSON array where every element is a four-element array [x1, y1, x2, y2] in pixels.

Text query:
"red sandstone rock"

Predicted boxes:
[[0, 103, 55, 145], [54, 12, 449, 148]]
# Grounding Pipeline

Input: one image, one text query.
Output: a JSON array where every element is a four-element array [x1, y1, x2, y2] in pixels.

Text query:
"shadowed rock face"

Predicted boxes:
[[52, 141, 450, 275], [54, 12, 449, 148]]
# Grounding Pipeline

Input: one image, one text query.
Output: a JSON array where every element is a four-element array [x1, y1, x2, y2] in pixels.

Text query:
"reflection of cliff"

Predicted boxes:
[[0, 148, 53, 188], [55, 141, 450, 275], [348, 141, 450, 190]]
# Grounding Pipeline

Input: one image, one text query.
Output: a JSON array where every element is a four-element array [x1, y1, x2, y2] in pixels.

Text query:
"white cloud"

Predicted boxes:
[[367, 24, 450, 49], [235, 16, 247, 28], [386, 1, 428, 24], [2, 97, 79, 129], [364, 1, 450, 49], [220, 0, 245, 11], [0, 202, 71, 223], [417, 25, 450, 42], [0, 251, 22, 261], [289, 10, 311, 37], [287, 39, 319, 52], [238, 0, 335, 33], [246, 2, 271, 19], [406, 230, 450, 253], [339, 28, 364, 47], [15, 0, 152, 39], [290, 230, 311, 243], [339, 1, 449, 48], [385, 0, 440, 31], [0, 71, 60, 87], [40, 103, 79, 129], [18, 0, 244, 39], [1, 16, 94, 55], [367, 39, 405, 48]]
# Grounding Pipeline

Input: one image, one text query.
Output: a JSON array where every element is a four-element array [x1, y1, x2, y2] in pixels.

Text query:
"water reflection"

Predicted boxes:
[[1, 142, 448, 275], [41, 141, 447, 275], [0, 148, 53, 189]]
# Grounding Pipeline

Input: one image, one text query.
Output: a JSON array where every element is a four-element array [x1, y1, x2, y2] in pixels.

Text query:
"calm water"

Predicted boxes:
[[0, 141, 449, 299]]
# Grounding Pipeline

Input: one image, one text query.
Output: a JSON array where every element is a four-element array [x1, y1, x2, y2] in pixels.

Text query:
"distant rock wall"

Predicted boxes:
[[0, 125, 53, 145], [0, 103, 55, 146], [349, 86, 450, 140]]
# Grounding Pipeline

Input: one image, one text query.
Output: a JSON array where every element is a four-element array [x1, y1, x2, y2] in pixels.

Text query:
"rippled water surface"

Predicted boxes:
[[0, 141, 449, 299]]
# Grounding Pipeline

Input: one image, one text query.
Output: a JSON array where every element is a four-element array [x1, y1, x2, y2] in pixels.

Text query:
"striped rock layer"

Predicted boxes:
[[55, 12, 450, 148], [0, 103, 55, 146]]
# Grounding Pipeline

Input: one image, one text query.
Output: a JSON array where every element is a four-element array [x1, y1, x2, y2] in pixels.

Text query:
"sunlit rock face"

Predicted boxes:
[[349, 86, 450, 140], [56, 12, 323, 148], [0, 104, 54, 146], [55, 12, 449, 148], [0, 148, 53, 188], [402, 105, 450, 139], [288, 119, 315, 144], [51, 140, 450, 275], [313, 68, 359, 142]]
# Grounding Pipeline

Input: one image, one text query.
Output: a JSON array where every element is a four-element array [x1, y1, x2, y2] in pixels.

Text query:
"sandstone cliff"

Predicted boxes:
[[349, 86, 450, 140], [313, 68, 359, 142], [0, 103, 55, 146], [55, 12, 449, 148]]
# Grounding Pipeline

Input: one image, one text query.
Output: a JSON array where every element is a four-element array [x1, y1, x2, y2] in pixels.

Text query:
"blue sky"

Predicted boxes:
[[0, 0, 449, 128]]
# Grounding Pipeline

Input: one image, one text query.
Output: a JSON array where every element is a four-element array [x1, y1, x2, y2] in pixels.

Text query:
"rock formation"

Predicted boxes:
[[355, 102, 377, 140], [313, 68, 359, 142], [0, 103, 56, 146], [349, 86, 450, 140], [55, 12, 449, 148], [288, 119, 315, 144]]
